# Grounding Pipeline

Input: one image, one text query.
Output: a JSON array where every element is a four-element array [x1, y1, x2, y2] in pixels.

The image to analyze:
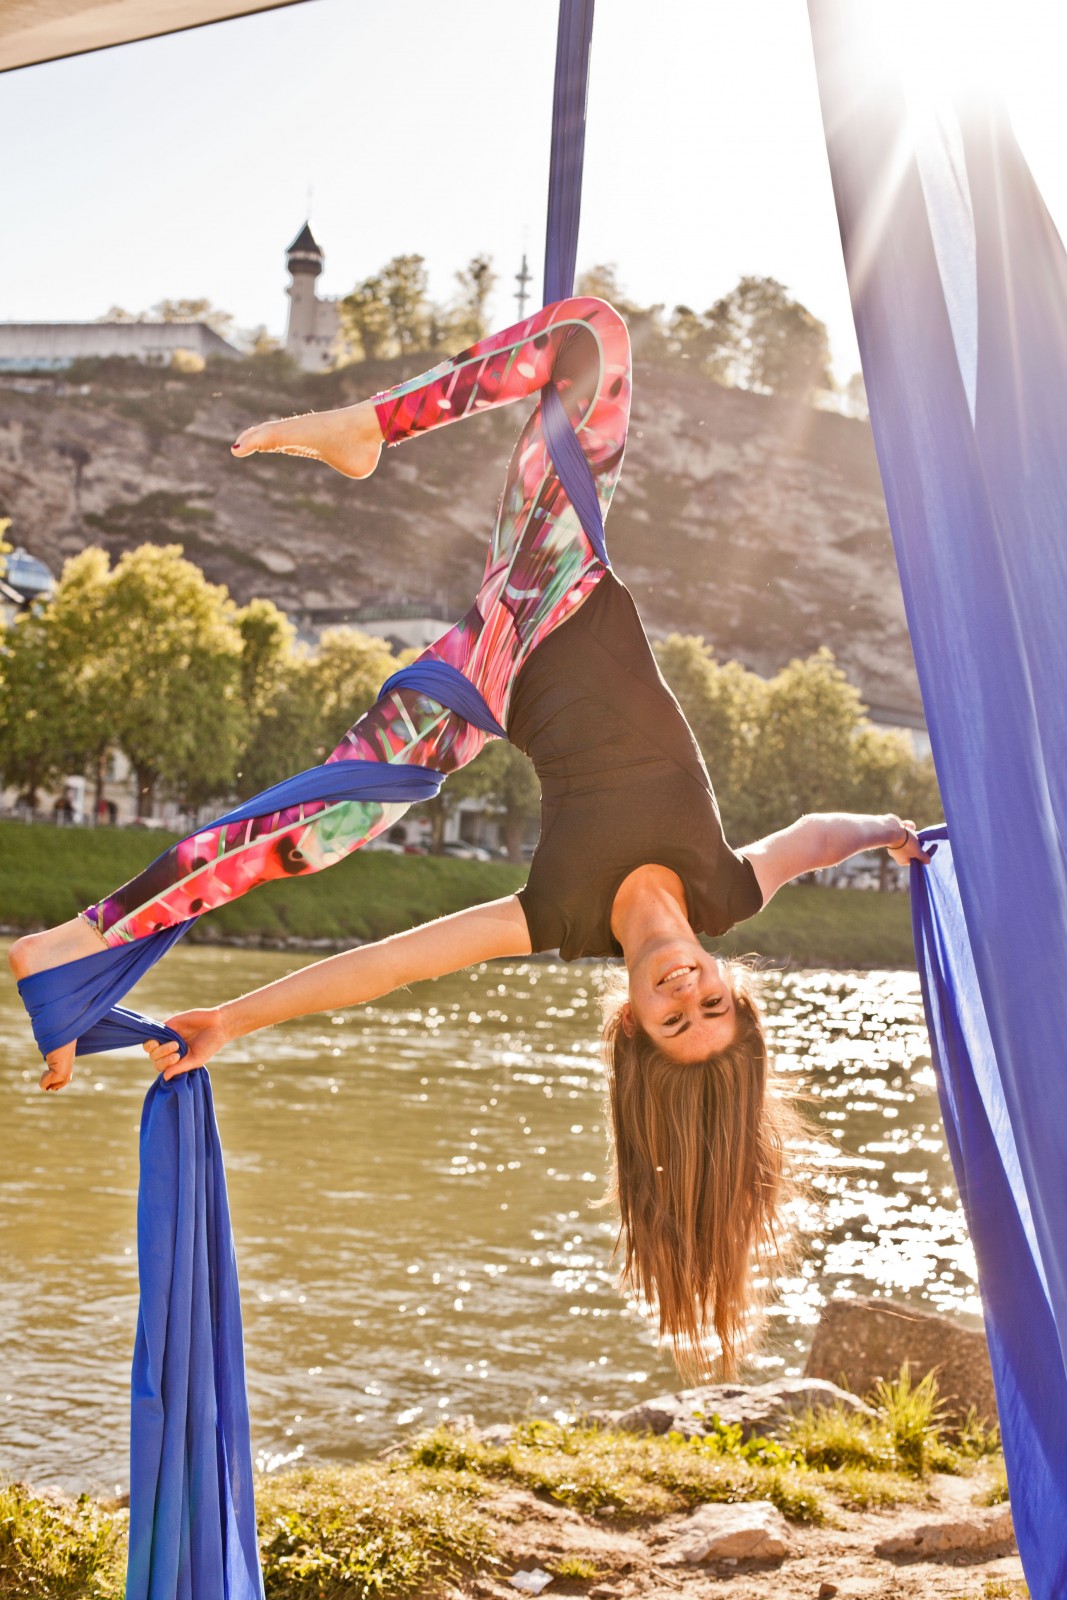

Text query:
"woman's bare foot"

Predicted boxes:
[[8, 916, 107, 983], [231, 398, 384, 480], [7, 919, 100, 1093], [39, 1044, 76, 1093]]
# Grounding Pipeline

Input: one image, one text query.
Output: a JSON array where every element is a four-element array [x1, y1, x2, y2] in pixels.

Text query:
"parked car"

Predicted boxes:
[[439, 841, 493, 862]]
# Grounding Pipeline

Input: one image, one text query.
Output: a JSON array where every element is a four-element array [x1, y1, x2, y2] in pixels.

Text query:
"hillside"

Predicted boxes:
[[0, 354, 919, 713]]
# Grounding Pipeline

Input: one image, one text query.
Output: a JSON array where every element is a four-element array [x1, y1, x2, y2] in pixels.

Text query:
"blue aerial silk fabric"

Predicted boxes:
[[810, 5, 1067, 1592], [539, 0, 608, 568], [127, 1070, 263, 1600]]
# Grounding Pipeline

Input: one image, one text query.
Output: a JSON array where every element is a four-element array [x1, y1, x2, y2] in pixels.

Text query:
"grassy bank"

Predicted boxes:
[[0, 1374, 1006, 1600], [0, 820, 916, 968]]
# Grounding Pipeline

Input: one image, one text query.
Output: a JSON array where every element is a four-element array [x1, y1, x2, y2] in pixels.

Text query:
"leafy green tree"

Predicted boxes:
[[441, 739, 539, 861], [450, 255, 497, 347], [655, 635, 766, 839], [683, 276, 833, 400], [342, 256, 433, 359], [103, 545, 247, 816], [340, 274, 392, 360], [42, 548, 120, 817], [233, 599, 301, 799], [236, 598, 297, 718], [0, 546, 119, 812], [379, 255, 431, 354], [851, 725, 942, 885], [744, 648, 867, 839], [576, 266, 667, 358], [245, 626, 398, 792], [0, 609, 69, 808]]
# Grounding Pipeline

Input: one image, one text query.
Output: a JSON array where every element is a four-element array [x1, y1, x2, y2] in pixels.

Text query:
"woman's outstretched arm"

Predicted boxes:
[[740, 812, 931, 904], [144, 895, 531, 1079]]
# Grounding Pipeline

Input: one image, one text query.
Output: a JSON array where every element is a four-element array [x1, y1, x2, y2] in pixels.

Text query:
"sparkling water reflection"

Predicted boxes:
[[0, 944, 975, 1492]]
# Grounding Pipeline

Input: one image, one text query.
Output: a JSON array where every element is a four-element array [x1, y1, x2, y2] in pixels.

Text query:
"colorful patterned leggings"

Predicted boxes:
[[85, 297, 632, 944]]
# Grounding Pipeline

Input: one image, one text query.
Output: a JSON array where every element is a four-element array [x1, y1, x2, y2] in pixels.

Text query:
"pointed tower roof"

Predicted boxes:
[[287, 222, 323, 259]]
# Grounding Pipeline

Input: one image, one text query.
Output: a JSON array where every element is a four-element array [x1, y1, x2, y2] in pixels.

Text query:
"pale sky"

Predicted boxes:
[[5, 0, 1067, 383]]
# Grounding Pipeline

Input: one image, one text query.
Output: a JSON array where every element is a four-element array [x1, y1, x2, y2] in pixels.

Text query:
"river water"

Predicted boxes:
[[0, 942, 977, 1494]]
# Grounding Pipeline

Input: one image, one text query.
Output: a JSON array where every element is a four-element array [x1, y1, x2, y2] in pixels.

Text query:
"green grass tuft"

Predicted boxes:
[[407, 1418, 829, 1525], [551, 1555, 603, 1581], [870, 1365, 946, 1477], [0, 1482, 127, 1600], [255, 1462, 493, 1600]]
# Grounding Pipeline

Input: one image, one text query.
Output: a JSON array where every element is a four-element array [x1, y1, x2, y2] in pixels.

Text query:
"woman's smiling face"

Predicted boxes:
[[624, 941, 737, 1062]]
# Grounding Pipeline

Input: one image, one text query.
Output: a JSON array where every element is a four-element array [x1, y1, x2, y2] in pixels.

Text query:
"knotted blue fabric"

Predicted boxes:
[[18, 757, 444, 1060], [380, 660, 507, 739], [811, 6, 1067, 1592]]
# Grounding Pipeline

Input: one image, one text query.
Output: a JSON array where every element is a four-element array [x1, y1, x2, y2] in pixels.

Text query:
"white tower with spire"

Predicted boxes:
[[285, 223, 342, 370]]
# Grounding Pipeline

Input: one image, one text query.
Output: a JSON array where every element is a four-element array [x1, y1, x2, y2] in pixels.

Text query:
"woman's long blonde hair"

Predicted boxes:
[[599, 962, 796, 1380]]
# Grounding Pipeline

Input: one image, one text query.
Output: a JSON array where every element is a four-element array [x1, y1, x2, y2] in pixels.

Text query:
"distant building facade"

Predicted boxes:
[[284, 223, 345, 371], [293, 596, 456, 654], [0, 320, 241, 372]]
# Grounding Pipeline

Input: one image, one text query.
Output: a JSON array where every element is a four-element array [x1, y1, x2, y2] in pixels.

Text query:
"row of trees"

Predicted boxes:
[[99, 261, 863, 408], [338, 258, 853, 405], [0, 541, 937, 859]]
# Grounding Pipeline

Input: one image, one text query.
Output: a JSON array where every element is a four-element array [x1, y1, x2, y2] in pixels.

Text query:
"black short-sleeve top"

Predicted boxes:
[[506, 573, 763, 960]]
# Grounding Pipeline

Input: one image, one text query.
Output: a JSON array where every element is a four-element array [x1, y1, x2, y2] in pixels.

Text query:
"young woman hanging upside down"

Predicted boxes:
[[9, 297, 929, 1372]]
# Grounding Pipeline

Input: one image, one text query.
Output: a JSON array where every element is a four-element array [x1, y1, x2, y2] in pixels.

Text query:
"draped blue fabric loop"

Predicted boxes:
[[127, 1069, 264, 1600], [541, 379, 609, 567], [810, 6, 1067, 1593], [379, 660, 507, 739], [19, 757, 444, 1061]]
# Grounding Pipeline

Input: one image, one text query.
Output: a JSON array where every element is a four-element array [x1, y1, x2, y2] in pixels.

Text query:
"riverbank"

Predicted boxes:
[[0, 820, 916, 968], [2, 1380, 1022, 1600]]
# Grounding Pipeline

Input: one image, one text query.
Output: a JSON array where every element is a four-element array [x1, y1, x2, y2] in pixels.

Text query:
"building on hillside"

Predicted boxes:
[[285, 223, 346, 371], [293, 595, 457, 654], [865, 701, 931, 759], [0, 320, 241, 372]]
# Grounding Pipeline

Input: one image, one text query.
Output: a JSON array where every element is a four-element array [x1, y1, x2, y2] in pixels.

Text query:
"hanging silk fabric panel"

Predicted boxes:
[[808, 6, 1067, 1594]]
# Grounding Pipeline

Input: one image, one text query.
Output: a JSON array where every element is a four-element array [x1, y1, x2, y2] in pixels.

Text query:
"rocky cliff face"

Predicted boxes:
[[0, 357, 919, 713]]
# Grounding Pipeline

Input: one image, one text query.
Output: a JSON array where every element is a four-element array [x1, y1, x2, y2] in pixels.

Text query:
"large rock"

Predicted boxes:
[[615, 1377, 871, 1442], [804, 1297, 997, 1425], [663, 1501, 792, 1564], [876, 1506, 1015, 1560]]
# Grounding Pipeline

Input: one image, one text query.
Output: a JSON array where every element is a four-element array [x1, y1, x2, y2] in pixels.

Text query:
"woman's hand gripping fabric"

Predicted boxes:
[[887, 821, 932, 866], [142, 1008, 231, 1080]]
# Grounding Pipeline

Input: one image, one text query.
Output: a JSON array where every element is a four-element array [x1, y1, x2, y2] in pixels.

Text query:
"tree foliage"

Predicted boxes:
[[3, 535, 937, 871], [450, 255, 498, 347], [654, 635, 941, 855], [677, 276, 834, 400]]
